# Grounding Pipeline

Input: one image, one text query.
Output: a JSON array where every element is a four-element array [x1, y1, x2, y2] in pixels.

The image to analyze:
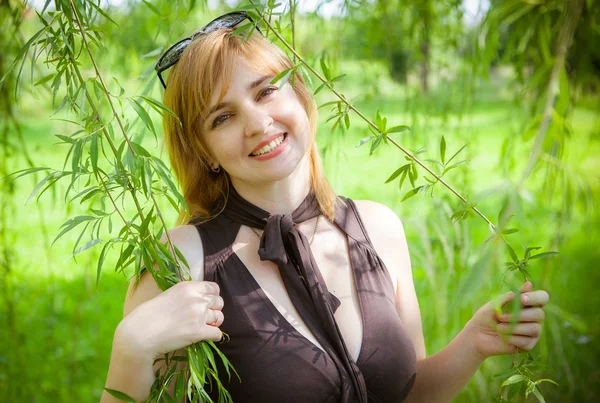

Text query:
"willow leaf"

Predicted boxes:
[[104, 388, 136, 402]]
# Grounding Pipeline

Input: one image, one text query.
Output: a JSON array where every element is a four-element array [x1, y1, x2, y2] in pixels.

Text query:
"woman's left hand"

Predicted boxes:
[[465, 282, 549, 359]]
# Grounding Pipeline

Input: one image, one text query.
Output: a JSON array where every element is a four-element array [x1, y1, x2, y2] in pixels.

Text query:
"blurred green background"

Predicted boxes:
[[1, 0, 599, 402]]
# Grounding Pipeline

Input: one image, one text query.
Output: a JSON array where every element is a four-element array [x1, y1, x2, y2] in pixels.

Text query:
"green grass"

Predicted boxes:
[[1, 60, 599, 402]]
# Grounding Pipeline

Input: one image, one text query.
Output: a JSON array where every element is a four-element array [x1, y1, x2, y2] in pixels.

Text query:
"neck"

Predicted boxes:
[[230, 155, 311, 215]]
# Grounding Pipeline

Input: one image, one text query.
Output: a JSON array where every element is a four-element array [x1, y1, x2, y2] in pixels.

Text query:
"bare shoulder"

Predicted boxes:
[[123, 224, 204, 317], [351, 199, 407, 245], [351, 200, 409, 285], [161, 224, 205, 281]]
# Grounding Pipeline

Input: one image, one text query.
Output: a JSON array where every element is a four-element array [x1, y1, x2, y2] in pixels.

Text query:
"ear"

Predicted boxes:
[[206, 157, 218, 169]]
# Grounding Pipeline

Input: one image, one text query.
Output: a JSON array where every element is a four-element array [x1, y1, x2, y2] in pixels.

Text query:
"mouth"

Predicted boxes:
[[249, 133, 287, 157]]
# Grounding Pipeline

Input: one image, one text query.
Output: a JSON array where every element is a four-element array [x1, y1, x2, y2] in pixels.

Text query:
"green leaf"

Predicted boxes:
[[271, 67, 296, 89], [72, 239, 102, 257], [152, 157, 188, 213], [112, 77, 125, 97], [231, 22, 254, 38], [529, 251, 559, 260], [26, 171, 59, 205], [34, 73, 55, 86], [104, 388, 137, 402], [52, 216, 98, 246], [313, 82, 327, 95], [4, 167, 50, 181], [356, 135, 374, 147], [446, 143, 469, 165], [90, 134, 99, 170], [443, 160, 469, 174], [524, 246, 542, 259], [141, 0, 162, 16], [129, 98, 155, 135], [387, 125, 410, 134], [507, 244, 518, 262], [401, 185, 426, 202], [440, 135, 446, 164], [502, 374, 526, 387], [531, 386, 545, 403], [318, 100, 341, 110], [97, 240, 114, 286], [130, 141, 151, 157], [536, 378, 559, 387], [88, 0, 120, 25], [385, 164, 409, 184], [398, 170, 409, 191], [320, 57, 331, 81], [138, 96, 181, 125], [369, 136, 383, 155]]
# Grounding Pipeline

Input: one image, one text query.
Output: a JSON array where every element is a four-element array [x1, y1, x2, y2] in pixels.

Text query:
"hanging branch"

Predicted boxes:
[[67, 0, 185, 278], [518, 0, 583, 186]]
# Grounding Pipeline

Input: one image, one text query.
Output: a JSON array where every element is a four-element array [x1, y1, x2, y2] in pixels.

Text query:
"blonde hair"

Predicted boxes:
[[162, 28, 337, 224]]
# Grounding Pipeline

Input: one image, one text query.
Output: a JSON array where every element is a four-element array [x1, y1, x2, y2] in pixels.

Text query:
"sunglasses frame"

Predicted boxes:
[[155, 11, 261, 89]]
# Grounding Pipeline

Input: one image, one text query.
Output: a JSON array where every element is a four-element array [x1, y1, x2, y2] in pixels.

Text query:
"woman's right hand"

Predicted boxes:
[[116, 280, 224, 359]]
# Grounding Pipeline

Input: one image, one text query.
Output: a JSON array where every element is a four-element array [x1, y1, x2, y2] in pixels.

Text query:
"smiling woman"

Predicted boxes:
[[100, 10, 550, 403], [162, 29, 336, 222]]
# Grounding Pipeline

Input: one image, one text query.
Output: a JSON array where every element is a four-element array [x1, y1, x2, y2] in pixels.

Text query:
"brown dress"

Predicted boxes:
[[193, 191, 417, 402]]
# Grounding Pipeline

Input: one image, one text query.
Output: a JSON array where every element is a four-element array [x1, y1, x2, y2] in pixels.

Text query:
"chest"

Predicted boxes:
[[232, 218, 364, 360]]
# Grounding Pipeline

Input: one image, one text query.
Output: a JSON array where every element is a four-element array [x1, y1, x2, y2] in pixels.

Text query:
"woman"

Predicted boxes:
[[101, 11, 549, 403]]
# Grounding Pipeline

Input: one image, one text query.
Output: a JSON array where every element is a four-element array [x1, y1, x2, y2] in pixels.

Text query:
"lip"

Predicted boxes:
[[249, 132, 287, 155]]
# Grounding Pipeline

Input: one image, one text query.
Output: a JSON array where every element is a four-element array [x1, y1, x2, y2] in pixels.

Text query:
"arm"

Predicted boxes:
[[354, 200, 548, 403], [101, 225, 210, 402]]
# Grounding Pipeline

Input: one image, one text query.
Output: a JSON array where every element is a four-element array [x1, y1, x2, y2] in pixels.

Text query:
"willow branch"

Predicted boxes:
[[518, 0, 583, 186], [67, 0, 183, 278], [255, 5, 498, 232]]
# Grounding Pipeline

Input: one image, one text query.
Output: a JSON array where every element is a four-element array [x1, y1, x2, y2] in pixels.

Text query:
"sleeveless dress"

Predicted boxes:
[[193, 196, 417, 402]]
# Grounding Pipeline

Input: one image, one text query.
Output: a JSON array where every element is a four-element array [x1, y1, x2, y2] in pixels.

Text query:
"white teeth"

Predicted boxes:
[[251, 134, 285, 156]]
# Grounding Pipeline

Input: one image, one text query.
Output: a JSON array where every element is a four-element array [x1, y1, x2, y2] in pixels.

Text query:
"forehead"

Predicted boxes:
[[209, 58, 264, 104]]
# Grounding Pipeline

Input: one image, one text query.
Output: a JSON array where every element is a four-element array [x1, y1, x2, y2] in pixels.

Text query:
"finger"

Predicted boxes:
[[506, 335, 538, 351], [204, 309, 218, 326], [498, 307, 545, 323], [205, 309, 224, 327], [208, 295, 225, 310], [196, 281, 220, 296], [203, 326, 223, 342], [497, 322, 542, 338], [521, 290, 549, 307], [520, 281, 533, 293]]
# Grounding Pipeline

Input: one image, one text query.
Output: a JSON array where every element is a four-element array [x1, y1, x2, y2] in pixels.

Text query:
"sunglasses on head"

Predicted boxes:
[[154, 11, 261, 89]]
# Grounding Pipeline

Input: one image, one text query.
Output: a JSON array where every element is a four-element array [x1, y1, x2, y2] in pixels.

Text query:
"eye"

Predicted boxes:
[[258, 86, 278, 100], [211, 113, 231, 129]]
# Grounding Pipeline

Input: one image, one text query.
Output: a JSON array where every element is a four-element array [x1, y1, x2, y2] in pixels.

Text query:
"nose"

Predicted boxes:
[[243, 106, 273, 137]]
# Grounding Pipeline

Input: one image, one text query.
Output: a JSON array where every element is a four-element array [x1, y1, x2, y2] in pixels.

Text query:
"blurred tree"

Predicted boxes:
[[342, 0, 463, 92]]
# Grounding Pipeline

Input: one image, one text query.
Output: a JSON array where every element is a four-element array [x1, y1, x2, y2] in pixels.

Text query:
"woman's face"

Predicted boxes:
[[200, 58, 312, 186]]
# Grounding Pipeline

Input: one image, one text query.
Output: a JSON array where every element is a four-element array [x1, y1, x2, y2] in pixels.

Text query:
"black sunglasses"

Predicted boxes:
[[155, 11, 260, 89]]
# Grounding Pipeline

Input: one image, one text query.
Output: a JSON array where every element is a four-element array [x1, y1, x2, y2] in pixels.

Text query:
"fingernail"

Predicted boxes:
[[522, 294, 529, 303]]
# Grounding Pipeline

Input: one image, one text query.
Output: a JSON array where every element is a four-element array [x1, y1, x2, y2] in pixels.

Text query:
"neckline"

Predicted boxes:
[[229, 224, 367, 365]]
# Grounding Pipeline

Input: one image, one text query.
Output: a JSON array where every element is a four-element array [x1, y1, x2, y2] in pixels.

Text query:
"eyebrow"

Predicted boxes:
[[206, 75, 273, 118]]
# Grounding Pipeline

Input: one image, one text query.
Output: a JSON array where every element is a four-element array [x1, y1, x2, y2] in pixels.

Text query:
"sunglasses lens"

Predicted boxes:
[[206, 12, 247, 31], [158, 39, 190, 71], [156, 11, 255, 88]]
